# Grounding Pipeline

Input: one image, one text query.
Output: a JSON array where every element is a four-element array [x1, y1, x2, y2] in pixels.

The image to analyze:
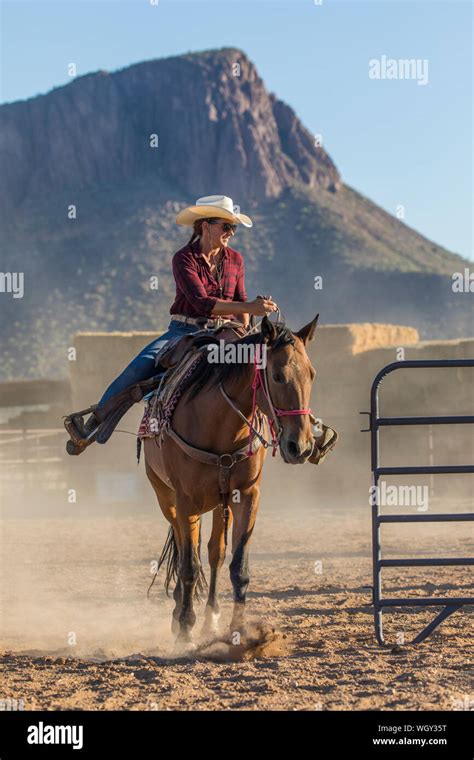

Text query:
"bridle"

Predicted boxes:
[[219, 343, 314, 457]]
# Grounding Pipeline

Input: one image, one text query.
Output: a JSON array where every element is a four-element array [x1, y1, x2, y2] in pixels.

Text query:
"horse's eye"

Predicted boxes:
[[273, 373, 285, 384]]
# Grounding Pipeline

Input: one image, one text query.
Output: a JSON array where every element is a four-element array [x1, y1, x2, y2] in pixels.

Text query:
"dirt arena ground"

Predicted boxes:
[[1, 495, 472, 711]]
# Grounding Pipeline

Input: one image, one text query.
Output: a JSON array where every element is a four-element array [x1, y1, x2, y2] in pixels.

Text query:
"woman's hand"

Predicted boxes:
[[211, 295, 278, 318], [248, 296, 278, 316]]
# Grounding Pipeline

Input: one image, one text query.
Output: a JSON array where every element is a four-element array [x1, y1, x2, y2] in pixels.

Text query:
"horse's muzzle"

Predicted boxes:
[[280, 437, 314, 464]]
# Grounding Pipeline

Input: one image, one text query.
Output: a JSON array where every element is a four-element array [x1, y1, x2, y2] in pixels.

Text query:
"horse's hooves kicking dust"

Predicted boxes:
[[194, 621, 293, 662]]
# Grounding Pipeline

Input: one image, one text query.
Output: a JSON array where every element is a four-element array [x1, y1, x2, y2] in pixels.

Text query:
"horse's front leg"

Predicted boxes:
[[201, 507, 233, 638], [176, 510, 202, 646], [229, 486, 260, 637]]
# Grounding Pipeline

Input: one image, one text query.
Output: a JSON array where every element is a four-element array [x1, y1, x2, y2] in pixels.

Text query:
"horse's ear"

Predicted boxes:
[[261, 316, 277, 345], [296, 314, 319, 345]]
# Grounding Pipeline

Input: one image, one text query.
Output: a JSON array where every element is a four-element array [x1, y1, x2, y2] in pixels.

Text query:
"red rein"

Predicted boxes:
[[247, 363, 312, 456]]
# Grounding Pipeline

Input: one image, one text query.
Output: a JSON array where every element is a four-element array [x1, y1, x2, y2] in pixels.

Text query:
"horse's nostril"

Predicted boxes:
[[287, 440, 313, 459], [287, 440, 301, 458]]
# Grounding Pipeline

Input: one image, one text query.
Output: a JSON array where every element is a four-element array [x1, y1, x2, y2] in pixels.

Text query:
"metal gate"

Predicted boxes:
[[362, 359, 474, 645]]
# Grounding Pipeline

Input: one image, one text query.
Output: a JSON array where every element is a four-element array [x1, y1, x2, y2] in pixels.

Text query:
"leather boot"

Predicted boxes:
[[65, 412, 99, 456], [308, 424, 339, 465], [64, 370, 167, 456]]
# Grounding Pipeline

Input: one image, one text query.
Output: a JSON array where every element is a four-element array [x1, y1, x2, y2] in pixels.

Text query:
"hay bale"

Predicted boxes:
[[309, 324, 419, 365]]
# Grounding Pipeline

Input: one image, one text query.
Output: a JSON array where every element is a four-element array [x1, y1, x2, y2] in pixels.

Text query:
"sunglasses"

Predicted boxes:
[[205, 219, 237, 233]]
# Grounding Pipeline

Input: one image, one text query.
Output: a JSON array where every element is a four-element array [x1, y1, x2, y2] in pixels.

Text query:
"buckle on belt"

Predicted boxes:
[[196, 316, 224, 330]]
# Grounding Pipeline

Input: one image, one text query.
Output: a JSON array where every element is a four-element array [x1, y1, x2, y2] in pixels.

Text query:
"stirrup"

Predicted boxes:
[[63, 406, 99, 446], [308, 425, 339, 465]]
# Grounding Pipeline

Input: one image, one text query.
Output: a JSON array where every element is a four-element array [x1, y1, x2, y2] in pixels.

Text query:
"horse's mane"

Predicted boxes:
[[183, 322, 295, 402]]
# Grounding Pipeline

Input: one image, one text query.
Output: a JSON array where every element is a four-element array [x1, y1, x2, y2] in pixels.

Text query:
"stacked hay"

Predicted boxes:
[[311, 323, 419, 357]]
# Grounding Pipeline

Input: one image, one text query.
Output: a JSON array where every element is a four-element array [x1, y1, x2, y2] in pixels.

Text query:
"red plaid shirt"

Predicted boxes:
[[170, 240, 247, 318]]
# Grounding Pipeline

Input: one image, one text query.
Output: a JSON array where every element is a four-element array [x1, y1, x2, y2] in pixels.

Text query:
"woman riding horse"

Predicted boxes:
[[66, 195, 278, 454], [64, 193, 338, 644]]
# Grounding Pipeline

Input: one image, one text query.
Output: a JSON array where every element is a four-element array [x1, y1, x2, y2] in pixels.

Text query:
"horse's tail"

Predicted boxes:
[[160, 526, 180, 597], [148, 522, 208, 600]]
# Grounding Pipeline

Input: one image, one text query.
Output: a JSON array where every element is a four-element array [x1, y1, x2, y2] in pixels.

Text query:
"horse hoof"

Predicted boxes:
[[174, 635, 196, 654]]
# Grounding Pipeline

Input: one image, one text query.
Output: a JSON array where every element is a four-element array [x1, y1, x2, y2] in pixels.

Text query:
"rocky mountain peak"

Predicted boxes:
[[0, 47, 340, 210]]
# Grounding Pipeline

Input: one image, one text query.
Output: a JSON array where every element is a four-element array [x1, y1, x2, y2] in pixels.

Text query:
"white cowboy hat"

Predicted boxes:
[[176, 195, 253, 228]]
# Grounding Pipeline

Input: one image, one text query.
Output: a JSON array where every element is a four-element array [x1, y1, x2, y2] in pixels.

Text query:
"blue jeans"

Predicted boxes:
[[98, 319, 200, 407]]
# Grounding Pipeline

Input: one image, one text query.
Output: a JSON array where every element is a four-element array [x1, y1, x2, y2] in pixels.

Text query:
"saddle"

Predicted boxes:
[[138, 321, 248, 443]]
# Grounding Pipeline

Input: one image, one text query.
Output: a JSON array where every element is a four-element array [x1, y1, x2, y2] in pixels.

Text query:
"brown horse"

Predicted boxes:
[[143, 315, 318, 646]]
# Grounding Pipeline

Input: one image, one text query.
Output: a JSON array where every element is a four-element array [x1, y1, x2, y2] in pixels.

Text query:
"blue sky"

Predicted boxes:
[[1, 0, 472, 260]]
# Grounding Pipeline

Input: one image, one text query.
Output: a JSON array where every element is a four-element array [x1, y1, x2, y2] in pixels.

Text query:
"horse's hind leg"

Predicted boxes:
[[201, 508, 233, 638], [176, 508, 202, 646], [145, 460, 182, 634]]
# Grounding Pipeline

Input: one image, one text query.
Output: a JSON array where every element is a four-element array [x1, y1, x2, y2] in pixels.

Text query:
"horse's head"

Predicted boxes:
[[260, 315, 318, 464]]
